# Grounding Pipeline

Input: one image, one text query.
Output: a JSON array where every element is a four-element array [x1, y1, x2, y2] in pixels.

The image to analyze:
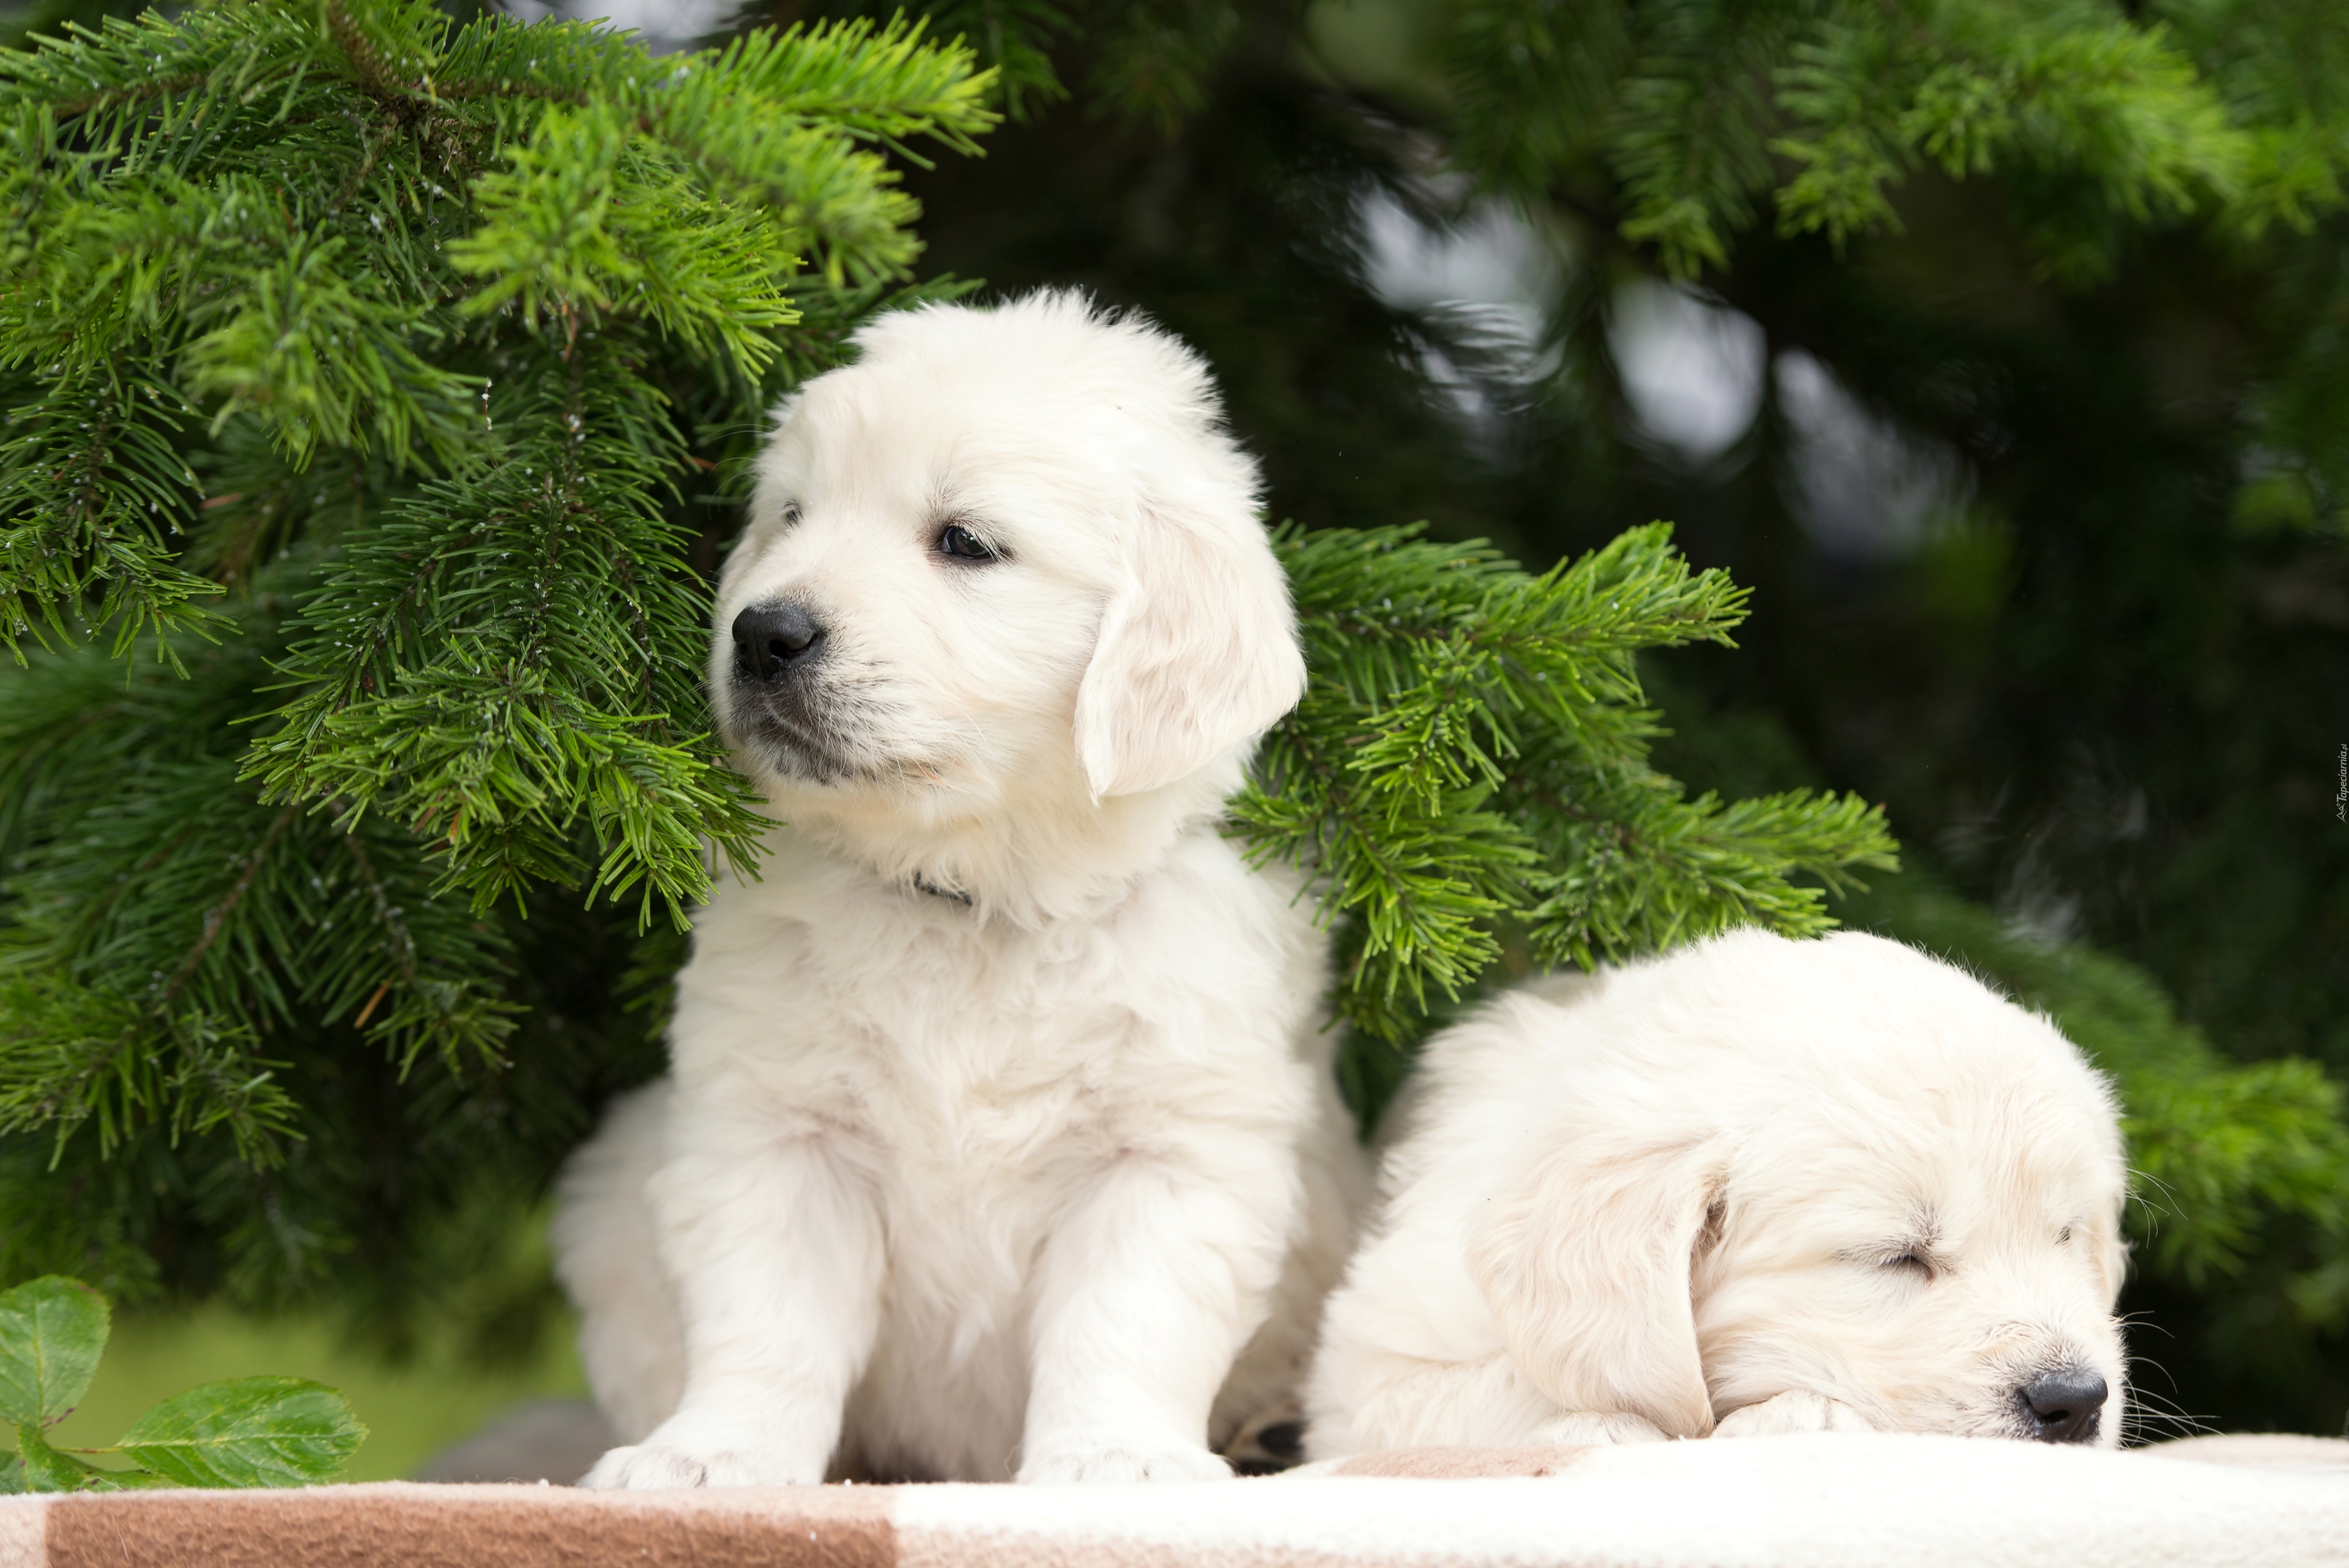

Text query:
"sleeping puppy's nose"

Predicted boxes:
[[733, 601, 824, 682], [2019, 1368, 2107, 1443]]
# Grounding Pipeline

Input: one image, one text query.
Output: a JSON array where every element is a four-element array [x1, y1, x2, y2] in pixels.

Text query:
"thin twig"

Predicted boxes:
[[161, 803, 300, 1004]]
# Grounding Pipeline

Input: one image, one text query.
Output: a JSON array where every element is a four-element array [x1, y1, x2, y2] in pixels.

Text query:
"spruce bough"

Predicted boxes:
[[0, 0, 1004, 1310], [1239, 522, 1893, 1107]]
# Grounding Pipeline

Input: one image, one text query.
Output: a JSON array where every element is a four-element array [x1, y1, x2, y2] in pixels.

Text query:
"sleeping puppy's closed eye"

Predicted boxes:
[[1305, 928, 2128, 1457]]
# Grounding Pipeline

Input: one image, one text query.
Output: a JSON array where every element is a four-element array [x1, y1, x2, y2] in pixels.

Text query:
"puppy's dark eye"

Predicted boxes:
[[1884, 1252, 1934, 1281], [2056, 1226, 2073, 1245], [780, 503, 803, 526], [938, 523, 996, 561]]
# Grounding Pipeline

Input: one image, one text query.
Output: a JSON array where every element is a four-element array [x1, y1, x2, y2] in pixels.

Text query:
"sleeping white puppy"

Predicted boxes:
[[555, 291, 1365, 1487], [1306, 928, 2128, 1458]]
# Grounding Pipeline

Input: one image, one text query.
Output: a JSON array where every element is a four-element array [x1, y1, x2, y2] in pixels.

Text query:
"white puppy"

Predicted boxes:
[[1307, 928, 2128, 1457], [555, 292, 1365, 1487]]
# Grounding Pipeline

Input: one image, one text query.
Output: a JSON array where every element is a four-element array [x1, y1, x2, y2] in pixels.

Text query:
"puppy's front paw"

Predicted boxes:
[[1526, 1411, 1670, 1446], [1711, 1390, 1875, 1437], [583, 1444, 701, 1489], [578, 1408, 829, 1490], [580, 1441, 822, 1489], [1018, 1432, 1233, 1483]]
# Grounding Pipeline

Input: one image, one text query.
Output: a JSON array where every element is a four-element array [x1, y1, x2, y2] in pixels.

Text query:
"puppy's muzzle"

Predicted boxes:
[[2017, 1367, 2106, 1443], [733, 600, 826, 683]]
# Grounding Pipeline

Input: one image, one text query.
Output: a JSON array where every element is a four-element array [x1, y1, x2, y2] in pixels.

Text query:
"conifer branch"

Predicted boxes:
[[1237, 522, 1897, 1043]]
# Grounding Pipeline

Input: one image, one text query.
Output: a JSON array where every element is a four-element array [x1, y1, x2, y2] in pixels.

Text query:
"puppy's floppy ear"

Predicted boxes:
[[1468, 1132, 1728, 1439], [1074, 497, 1307, 798]]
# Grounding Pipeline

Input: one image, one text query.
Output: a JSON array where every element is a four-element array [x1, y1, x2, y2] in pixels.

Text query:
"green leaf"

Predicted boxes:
[[115, 1377, 366, 1489], [0, 1276, 108, 1429], [12, 1427, 110, 1493]]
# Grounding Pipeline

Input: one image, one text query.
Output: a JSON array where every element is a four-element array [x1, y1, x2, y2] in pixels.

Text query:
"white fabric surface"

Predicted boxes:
[[896, 1433, 2349, 1568]]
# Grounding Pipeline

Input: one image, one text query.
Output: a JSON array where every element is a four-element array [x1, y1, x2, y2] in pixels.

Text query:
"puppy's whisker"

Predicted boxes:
[[2122, 1386, 2208, 1423], [2119, 1384, 2217, 1446], [2115, 1357, 2215, 1445], [2124, 1169, 2179, 1236]]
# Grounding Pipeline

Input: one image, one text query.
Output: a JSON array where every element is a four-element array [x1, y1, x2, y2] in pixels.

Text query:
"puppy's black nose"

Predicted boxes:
[[2020, 1369, 2107, 1443], [732, 601, 824, 681]]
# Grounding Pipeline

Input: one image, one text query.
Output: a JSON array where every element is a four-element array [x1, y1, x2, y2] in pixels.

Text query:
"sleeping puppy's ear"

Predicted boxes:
[[1074, 496, 1307, 799], [1468, 1133, 1729, 1439]]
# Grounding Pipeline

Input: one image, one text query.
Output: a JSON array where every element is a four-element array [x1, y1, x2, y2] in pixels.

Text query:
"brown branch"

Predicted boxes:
[[160, 803, 301, 1005], [337, 821, 420, 987], [426, 80, 591, 108], [332, 113, 403, 211], [320, 533, 473, 714], [324, 0, 405, 100], [351, 979, 392, 1030]]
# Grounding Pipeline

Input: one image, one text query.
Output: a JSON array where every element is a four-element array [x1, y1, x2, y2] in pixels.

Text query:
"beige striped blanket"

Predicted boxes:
[[1, 1433, 2341, 1568]]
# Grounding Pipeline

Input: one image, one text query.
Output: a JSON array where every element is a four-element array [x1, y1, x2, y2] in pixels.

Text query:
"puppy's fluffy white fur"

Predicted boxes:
[[1307, 929, 2129, 1456], [555, 292, 1365, 1487]]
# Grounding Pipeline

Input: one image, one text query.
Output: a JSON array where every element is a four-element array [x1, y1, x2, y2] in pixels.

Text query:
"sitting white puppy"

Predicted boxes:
[[556, 292, 1364, 1488], [1306, 928, 2128, 1457]]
